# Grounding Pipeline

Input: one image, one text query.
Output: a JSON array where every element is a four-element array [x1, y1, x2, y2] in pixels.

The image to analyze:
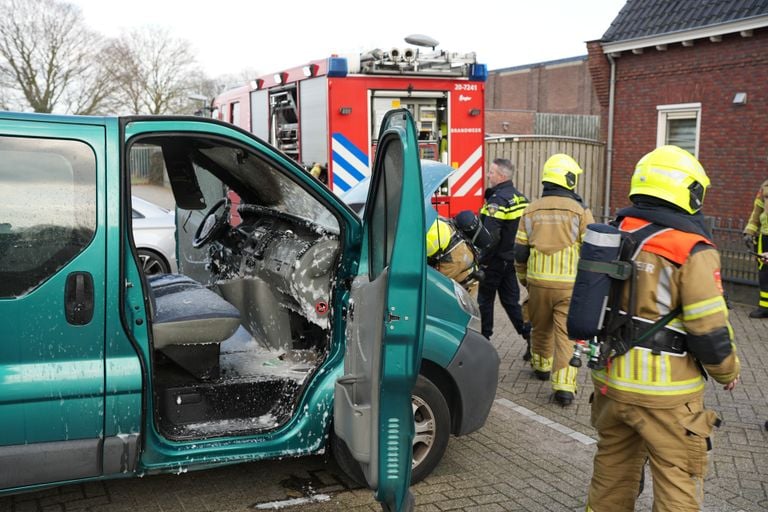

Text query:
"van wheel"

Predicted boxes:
[[411, 374, 450, 483], [330, 374, 450, 486], [330, 430, 367, 487]]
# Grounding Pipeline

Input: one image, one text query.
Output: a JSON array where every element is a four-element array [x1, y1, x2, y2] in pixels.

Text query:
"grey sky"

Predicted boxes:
[[69, 0, 626, 78]]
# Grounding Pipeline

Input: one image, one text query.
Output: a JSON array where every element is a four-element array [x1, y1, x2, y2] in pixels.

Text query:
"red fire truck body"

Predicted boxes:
[[212, 47, 487, 215]]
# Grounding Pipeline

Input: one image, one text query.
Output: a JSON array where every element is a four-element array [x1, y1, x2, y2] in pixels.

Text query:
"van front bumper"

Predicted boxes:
[[446, 328, 500, 435]]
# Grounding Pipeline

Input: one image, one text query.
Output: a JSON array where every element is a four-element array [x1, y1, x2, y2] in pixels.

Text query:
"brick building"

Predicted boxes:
[[486, 56, 600, 138], [588, 0, 768, 220]]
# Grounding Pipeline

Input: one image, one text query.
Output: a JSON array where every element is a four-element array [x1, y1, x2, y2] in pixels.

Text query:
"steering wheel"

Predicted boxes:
[[193, 198, 229, 248]]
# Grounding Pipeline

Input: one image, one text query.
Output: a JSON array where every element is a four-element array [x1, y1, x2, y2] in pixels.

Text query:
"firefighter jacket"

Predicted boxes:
[[513, 187, 593, 289], [743, 179, 768, 237], [592, 209, 740, 408], [479, 181, 528, 263]]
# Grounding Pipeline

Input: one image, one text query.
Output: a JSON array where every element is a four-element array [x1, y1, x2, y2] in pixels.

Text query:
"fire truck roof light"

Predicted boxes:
[[327, 57, 348, 77], [469, 64, 488, 82]]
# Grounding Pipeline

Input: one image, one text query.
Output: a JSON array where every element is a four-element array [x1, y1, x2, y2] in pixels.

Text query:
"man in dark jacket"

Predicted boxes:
[[478, 158, 530, 349]]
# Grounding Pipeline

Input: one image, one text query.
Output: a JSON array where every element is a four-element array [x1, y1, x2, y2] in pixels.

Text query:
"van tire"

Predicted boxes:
[[330, 374, 450, 486], [411, 374, 450, 483], [330, 430, 367, 487]]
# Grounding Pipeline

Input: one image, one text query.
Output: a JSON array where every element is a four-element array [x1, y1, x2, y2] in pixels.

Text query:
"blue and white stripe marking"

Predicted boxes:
[[331, 133, 370, 193]]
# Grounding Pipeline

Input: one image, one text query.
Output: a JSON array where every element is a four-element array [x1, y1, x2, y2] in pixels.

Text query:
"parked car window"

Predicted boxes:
[[0, 136, 96, 297]]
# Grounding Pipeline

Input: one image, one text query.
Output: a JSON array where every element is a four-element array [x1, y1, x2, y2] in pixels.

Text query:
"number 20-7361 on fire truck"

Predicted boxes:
[[212, 37, 488, 215]]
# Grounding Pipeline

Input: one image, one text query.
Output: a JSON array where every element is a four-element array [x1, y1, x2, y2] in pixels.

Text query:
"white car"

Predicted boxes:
[[131, 195, 177, 275]]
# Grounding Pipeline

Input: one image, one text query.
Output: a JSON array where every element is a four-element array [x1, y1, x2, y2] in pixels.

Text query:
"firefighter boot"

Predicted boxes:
[[554, 390, 574, 407], [749, 307, 768, 318]]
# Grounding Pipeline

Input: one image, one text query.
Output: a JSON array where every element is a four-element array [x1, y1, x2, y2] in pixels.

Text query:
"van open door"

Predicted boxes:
[[333, 109, 426, 511]]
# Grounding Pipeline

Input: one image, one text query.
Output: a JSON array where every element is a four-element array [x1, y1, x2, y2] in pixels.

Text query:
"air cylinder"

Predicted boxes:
[[567, 223, 623, 340]]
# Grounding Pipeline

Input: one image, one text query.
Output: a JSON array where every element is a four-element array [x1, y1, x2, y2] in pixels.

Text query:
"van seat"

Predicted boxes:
[[148, 274, 241, 349], [147, 274, 240, 380]]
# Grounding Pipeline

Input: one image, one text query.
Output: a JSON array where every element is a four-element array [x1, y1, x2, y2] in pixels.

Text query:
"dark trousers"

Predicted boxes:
[[478, 259, 526, 338]]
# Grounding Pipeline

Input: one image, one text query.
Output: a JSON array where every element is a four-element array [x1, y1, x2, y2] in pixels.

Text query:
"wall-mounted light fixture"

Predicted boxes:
[[502, 121, 510, 131], [733, 92, 748, 105], [339, 107, 353, 115], [469, 108, 481, 117]]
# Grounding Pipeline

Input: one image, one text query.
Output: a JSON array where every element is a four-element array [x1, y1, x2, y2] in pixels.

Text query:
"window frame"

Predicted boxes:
[[656, 102, 701, 157]]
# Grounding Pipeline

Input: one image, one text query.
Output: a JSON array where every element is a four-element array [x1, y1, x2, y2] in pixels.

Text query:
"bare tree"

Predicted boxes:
[[0, 0, 110, 113], [108, 27, 201, 115]]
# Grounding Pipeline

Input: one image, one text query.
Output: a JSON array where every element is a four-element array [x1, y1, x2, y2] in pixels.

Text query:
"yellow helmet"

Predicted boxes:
[[542, 154, 583, 191], [630, 145, 709, 214], [426, 219, 453, 257]]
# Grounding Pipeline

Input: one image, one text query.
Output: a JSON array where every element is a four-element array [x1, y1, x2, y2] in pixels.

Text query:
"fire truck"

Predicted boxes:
[[212, 36, 487, 214]]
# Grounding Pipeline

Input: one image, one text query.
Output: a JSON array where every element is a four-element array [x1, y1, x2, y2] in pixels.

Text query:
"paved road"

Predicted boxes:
[[2, 301, 767, 511]]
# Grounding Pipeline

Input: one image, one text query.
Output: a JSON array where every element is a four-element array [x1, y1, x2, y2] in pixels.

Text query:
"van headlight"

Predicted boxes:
[[453, 281, 481, 332]]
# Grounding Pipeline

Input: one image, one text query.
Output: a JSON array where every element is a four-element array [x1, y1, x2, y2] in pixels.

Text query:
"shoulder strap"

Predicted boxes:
[[602, 221, 670, 357]]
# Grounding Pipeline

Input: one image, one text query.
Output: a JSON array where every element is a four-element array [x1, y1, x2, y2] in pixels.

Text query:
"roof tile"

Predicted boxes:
[[602, 0, 768, 42]]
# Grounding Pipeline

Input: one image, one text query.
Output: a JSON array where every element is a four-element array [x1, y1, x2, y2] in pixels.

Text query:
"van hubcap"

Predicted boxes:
[[412, 395, 435, 468]]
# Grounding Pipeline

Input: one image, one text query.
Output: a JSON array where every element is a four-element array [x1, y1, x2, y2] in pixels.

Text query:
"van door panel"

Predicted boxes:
[[0, 123, 107, 490]]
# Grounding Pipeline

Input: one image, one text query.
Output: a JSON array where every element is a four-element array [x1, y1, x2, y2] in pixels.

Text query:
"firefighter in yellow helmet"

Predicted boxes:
[[426, 217, 479, 296], [514, 154, 594, 405], [741, 178, 768, 317], [584, 146, 740, 511]]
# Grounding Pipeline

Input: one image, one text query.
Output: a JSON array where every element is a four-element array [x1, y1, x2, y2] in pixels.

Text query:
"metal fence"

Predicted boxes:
[[709, 216, 756, 285], [129, 146, 166, 185]]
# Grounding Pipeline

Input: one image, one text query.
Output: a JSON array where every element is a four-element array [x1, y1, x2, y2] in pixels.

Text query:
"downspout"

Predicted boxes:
[[603, 53, 616, 220]]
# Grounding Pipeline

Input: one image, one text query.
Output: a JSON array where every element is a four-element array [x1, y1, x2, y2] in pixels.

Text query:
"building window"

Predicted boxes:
[[657, 103, 701, 156]]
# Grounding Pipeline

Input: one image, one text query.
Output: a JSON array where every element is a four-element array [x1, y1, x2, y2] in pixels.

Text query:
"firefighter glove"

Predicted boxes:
[[743, 233, 756, 251]]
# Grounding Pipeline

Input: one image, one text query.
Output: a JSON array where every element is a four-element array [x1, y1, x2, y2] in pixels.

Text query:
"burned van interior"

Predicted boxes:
[[128, 135, 341, 440]]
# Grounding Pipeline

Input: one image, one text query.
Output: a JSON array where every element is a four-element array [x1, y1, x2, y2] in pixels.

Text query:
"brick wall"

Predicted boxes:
[[486, 56, 599, 135], [594, 29, 768, 220]]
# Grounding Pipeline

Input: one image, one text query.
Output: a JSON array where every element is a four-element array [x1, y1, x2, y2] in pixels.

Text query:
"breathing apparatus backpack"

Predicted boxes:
[[453, 210, 493, 251], [566, 220, 682, 369]]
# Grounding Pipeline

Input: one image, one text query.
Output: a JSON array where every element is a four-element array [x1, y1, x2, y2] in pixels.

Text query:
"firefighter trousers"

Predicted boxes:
[[527, 285, 577, 392], [586, 392, 719, 512]]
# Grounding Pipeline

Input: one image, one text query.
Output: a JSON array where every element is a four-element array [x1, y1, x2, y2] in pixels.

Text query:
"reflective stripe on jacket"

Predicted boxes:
[[479, 181, 529, 262], [743, 179, 768, 236], [592, 217, 740, 407], [514, 195, 593, 288]]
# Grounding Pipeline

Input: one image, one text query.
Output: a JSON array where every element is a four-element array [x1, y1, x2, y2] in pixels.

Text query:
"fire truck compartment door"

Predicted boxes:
[[249, 89, 269, 142], [299, 77, 328, 166], [334, 108, 426, 512]]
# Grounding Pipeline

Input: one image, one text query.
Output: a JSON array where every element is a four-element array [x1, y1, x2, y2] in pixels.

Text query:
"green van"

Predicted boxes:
[[0, 109, 498, 511]]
